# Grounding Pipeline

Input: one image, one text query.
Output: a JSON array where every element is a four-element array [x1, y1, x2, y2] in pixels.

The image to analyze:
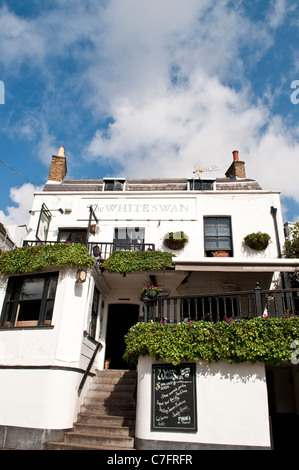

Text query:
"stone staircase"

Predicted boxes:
[[44, 369, 137, 450]]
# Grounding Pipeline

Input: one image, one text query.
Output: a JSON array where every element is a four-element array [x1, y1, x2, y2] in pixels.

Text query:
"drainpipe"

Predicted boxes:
[[271, 206, 287, 291]]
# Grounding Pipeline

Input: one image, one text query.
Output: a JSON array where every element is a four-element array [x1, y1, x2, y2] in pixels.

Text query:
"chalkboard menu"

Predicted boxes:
[[151, 363, 197, 432]]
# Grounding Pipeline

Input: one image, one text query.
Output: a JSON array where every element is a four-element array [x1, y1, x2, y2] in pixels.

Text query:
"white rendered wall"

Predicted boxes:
[[136, 356, 272, 449], [28, 189, 284, 262], [0, 267, 96, 430]]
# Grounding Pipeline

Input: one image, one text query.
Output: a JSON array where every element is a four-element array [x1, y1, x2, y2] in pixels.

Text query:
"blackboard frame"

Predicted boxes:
[[151, 363, 197, 433]]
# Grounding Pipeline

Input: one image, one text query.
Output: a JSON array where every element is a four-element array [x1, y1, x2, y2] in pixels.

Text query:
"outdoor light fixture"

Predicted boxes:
[[76, 269, 87, 283]]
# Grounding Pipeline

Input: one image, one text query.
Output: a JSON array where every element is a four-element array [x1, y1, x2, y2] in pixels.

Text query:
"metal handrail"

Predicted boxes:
[[78, 338, 102, 395]]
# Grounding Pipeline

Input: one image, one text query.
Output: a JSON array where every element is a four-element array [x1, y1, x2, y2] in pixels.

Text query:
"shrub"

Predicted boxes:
[[123, 317, 299, 366], [0, 243, 95, 275], [102, 250, 174, 274]]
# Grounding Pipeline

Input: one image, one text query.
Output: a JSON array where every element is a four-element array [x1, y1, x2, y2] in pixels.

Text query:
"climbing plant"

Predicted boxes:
[[284, 221, 299, 286], [123, 317, 299, 366], [102, 250, 174, 274], [0, 243, 95, 275]]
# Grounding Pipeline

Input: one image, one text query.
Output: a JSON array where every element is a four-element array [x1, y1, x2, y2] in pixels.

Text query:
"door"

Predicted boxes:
[[105, 304, 140, 369]]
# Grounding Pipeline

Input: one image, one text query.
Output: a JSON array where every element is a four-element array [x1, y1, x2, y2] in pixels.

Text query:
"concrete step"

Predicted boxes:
[[44, 369, 137, 450], [64, 431, 134, 448], [73, 422, 134, 437], [90, 381, 136, 390], [87, 389, 134, 399], [45, 441, 132, 451], [84, 396, 134, 406], [81, 403, 136, 417], [77, 412, 135, 427], [96, 369, 137, 378]]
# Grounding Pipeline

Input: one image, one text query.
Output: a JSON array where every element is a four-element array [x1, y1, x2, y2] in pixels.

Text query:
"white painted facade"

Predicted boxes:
[[136, 357, 272, 450], [0, 149, 298, 449]]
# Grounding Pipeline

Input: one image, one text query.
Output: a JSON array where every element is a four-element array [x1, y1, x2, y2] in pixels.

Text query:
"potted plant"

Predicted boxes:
[[212, 250, 229, 257], [141, 284, 162, 299], [163, 231, 189, 250], [244, 232, 271, 251]]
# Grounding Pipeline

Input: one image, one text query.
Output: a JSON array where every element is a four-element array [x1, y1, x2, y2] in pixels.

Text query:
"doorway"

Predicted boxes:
[[105, 303, 140, 369], [266, 367, 298, 450]]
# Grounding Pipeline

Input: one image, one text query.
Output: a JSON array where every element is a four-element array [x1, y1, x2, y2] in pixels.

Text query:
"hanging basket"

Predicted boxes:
[[163, 231, 189, 250], [244, 232, 271, 251]]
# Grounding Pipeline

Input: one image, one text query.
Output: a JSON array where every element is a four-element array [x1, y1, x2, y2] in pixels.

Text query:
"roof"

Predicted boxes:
[[43, 177, 262, 192]]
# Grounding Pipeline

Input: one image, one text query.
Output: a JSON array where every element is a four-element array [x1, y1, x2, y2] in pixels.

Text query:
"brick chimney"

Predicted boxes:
[[48, 146, 67, 182], [225, 150, 246, 179]]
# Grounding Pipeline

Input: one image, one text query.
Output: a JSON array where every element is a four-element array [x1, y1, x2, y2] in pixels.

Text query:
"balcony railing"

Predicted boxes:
[[23, 240, 156, 261], [142, 284, 299, 322]]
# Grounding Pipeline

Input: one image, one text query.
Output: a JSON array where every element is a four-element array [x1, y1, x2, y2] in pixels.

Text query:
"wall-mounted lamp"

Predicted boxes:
[[76, 269, 87, 283]]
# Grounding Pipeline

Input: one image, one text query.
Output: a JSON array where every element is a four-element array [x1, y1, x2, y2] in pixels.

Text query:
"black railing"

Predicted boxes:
[[23, 240, 155, 260], [142, 284, 299, 323], [87, 242, 155, 261], [78, 335, 102, 395]]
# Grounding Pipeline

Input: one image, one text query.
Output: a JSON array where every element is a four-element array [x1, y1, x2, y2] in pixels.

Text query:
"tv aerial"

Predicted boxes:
[[192, 161, 219, 179]]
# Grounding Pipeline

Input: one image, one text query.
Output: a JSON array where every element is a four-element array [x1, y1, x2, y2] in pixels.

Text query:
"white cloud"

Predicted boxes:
[[0, 183, 42, 227], [1, 0, 299, 218]]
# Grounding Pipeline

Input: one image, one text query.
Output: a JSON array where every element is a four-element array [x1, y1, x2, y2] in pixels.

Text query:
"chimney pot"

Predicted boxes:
[[232, 150, 239, 161], [58, 146, 65, 157]]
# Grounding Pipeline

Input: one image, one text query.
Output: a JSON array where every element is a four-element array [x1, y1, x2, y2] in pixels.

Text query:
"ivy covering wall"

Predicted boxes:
[[102, 250, 174, 274], [0, 243, 95, 275], [123, 318, 299, 366]]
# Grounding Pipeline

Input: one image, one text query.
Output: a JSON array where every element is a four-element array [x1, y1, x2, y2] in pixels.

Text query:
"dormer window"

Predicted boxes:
[[104, 179, 125, 191], [189, 179, 215, 190]]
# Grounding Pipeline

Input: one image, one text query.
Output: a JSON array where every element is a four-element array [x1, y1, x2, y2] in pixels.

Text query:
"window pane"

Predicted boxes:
[[129, 228, 144, 243], [3, 302, 14, 325], [115, 228, 127, 241], [6, 278, 19, 302], [20, 279, 44, 301], [44, 300, 54, 323], [217, 219, 230, 236], [204, 218, 217, 236], [59, 230, 87, 243], [205, 238, 219, 249], [217, 238, 232, 250], [47, 277, 58, 299], [16, 300, 41, 322]]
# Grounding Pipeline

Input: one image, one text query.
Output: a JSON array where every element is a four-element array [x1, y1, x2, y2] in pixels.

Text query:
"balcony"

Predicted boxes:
[[142, 283, 299, 322], [23, 240, 156, 261]]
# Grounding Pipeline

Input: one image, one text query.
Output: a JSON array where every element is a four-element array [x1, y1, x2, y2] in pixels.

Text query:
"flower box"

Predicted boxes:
[[212, 251, 229, 257]]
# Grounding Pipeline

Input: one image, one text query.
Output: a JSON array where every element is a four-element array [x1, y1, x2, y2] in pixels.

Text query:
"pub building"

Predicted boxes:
[[0, 146, 298, 450]]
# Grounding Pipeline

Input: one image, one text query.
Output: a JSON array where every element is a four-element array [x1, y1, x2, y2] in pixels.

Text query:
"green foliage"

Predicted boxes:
[[123, 317, 299, 366], [284, 222, 299, 259], [163, 231, 189, 250], [284, 222, 299, 286], [244, 232, 271, 251], [0, 243, 95, 275], [102, 250, 174, 274]]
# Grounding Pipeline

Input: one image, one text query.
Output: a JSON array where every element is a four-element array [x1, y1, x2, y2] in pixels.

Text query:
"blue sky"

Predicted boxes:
[[0, 0, 299, 227]]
